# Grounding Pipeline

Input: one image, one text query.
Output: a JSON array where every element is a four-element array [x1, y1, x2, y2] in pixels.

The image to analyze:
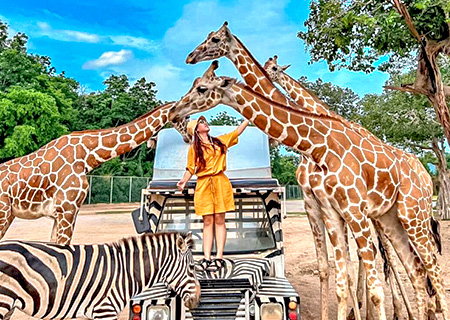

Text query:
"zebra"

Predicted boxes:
[[0, 232, 200, 320]]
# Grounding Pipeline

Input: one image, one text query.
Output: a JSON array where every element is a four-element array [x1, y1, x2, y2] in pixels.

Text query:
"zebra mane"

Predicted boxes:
[[112, 232, 194, 250]]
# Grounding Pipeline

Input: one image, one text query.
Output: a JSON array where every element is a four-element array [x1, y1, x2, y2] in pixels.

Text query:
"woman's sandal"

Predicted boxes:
[[195, 258, 211, 271], [207, 258, 225, 272]]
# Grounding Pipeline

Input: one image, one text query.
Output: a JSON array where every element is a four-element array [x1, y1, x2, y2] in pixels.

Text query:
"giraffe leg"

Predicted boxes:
[[322, 214, 361, 320], [303, 196, 331, 320], [395, 199, 448, 319], [376, 231, 405, 320], [375, 225, 416, 320], [342, 223, 362, 320], [345, 214, 386, 320], [50, 218, 58, 242], [0, 196, 14, 240], [54, 205, 79, 245], [376, 206, 429, 320]]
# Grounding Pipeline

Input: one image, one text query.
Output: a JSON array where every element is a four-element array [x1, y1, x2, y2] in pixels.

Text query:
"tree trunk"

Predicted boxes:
[[431, 137, 450, 219]]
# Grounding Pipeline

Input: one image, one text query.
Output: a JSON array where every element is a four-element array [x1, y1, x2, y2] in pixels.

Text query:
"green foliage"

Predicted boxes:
[[298, 76, 361, 120], [298, 0, 449, 72], [209, 111, 241, 125], [0, 87, 68, 158], [359, 68, 445, 149], [73, 75, 160, 177], [270, 148, 301, 185]]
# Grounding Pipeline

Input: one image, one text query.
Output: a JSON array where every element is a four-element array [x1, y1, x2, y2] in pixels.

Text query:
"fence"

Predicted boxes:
[[84, 175, 304, 204], [285, 185, 303, 200], [85, 175, 150, 204]]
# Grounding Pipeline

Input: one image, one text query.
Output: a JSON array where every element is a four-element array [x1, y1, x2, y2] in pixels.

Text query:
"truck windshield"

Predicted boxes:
[[157, 195, 277, 254]]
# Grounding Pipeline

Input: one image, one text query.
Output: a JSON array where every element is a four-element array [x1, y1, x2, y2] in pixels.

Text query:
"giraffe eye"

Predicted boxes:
[[211, 37, 220, 43], [197, 86, 208, 94]]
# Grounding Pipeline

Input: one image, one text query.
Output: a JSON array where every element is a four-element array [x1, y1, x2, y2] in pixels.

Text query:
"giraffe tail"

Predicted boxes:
[[377, 235, 390, 281], [430, 217, 442, 255], [427, 276, 437, 297]]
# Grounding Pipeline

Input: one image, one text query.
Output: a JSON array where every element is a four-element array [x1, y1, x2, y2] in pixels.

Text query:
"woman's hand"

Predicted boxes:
[[177, 180, 187, 191], [237, 119, 250, 136]]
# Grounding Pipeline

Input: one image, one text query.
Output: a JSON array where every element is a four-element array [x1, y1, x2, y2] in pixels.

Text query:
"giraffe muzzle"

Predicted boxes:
[[186, 52, 196, 64]]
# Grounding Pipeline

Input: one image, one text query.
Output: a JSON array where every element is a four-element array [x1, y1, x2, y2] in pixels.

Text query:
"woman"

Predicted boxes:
[[177, 115, 250, 272]]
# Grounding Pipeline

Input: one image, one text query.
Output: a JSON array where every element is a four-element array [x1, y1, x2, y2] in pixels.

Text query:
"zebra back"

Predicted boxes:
[[0, 232, 197, 320]]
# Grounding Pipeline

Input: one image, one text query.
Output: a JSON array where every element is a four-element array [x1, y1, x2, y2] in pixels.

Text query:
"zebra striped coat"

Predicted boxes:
[[0, 232, 199, 320]]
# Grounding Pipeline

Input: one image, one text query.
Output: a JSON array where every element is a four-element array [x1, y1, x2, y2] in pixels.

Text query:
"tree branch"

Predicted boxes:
[[383, 85, 427, 95], [391, 0, 422, 42], [409, 142, 433, 151]]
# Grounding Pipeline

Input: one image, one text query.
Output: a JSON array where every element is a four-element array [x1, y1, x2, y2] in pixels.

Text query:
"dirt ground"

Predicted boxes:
[[3, 204, 450, 320]]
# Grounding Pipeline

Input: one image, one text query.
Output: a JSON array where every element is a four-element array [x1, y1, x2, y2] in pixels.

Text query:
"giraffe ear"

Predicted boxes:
[[220, 77, 235, 89], [282, 64, 291, 71]]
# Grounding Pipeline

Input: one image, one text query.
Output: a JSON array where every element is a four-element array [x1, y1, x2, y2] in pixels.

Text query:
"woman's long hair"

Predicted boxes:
[[194, 132, 226, 171]]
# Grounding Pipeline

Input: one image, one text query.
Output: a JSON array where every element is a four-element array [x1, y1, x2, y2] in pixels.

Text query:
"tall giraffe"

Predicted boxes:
[[186, 22, 437, 319], [170, 62, 448, 320], [0, 102, 189, 244], [262, 56, 427, 317]]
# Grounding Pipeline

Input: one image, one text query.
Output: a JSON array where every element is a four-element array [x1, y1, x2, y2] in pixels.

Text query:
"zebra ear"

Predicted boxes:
[[176, 234, 187, 252]]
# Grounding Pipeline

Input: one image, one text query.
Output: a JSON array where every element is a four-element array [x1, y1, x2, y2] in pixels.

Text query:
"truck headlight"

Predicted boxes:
[[260, 303, 283, 320], [147, 306, 169, 320]]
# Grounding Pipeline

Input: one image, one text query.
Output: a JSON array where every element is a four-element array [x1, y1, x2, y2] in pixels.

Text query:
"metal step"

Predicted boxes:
[[190, 280, 248, 320]]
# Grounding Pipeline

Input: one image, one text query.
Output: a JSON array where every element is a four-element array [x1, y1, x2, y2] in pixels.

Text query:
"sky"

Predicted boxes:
[[0, 0, 390, 120]]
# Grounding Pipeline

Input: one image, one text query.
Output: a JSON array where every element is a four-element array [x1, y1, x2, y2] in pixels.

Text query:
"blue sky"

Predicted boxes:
[[0, 0, 389, 120]]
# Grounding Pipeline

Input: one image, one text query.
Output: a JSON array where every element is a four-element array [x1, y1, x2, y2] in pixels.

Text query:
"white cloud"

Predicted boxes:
[[82, 49, 133, 69], [37, 21, 101, 43], [142, 63, 191, 101], [109, 35, 159, 52], [35, 21, 158, 51]]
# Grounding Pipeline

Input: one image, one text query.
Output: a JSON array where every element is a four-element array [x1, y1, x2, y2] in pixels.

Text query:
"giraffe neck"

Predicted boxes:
[[229, 37, 289, 104], [227, 84, 344, 162], [277, 72, 384, 143], [278, 72, 335, 116], [81, 103, 173, 171]]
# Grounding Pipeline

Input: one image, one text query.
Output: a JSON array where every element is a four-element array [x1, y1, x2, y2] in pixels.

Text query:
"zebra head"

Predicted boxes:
[[172, 116, 192, 143], [164, 232, 200, 309]]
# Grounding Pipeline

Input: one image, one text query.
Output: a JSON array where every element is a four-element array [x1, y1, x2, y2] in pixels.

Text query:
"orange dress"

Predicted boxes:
[[185, 130, 239, 216]]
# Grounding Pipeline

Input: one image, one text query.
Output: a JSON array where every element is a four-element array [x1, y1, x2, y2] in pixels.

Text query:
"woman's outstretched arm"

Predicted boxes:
[[237, 119, 250, 136]]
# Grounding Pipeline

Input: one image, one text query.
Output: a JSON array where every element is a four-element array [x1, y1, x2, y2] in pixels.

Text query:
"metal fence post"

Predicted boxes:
[[88, 176, 92, 204], [110, 176, 114, 203], [129, 177, 133, 202]]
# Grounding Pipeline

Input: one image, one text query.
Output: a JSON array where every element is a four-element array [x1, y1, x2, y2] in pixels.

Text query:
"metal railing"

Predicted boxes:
[[85, 175, 150, 204], [84, 175, 304, 204]]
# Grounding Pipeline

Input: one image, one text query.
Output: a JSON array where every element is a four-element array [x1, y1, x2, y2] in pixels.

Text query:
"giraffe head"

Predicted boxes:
[[186, 21, 235, 64], [172, 116, 192, 143], [263, 55, 291, 83], [171, 61, 236, 120]]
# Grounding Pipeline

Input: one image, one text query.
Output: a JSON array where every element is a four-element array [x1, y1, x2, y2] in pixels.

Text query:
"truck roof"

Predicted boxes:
[[153, 126, 272, 180]]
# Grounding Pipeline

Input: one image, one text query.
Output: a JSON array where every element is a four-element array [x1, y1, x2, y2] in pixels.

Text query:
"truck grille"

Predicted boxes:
[[187, 279, 250, 320]]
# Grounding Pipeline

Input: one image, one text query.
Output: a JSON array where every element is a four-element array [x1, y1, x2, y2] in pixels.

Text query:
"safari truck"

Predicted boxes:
[[130, 126, 300, 320]]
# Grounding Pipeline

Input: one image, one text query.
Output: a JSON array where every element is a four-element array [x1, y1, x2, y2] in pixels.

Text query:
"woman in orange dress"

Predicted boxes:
[[177, 115, 249, 271]]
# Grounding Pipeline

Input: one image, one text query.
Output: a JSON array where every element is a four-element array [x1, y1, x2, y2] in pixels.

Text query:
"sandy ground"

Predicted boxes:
[[2, 203, 450, 320]]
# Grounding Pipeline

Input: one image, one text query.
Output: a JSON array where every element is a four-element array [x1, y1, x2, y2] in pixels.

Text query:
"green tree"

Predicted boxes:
[[73, 75, 160, 177], [209, 111, 241, 125], [359, 66, 450, 218], [0, 87, 68, 159], [299, 76, 361, 120], [299, 0, 450, 146]]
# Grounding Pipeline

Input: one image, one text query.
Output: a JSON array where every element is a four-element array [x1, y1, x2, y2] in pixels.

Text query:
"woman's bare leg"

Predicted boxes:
[[214, 212, 227, 258], [203, 214, 214, 260]]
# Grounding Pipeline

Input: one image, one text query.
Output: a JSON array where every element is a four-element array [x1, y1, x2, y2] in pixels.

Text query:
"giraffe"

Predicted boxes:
[[171, 62, 449, 320], [186, 22, 438, 319], [0, 102, 189, 245], [262, 55, 429, 317]]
